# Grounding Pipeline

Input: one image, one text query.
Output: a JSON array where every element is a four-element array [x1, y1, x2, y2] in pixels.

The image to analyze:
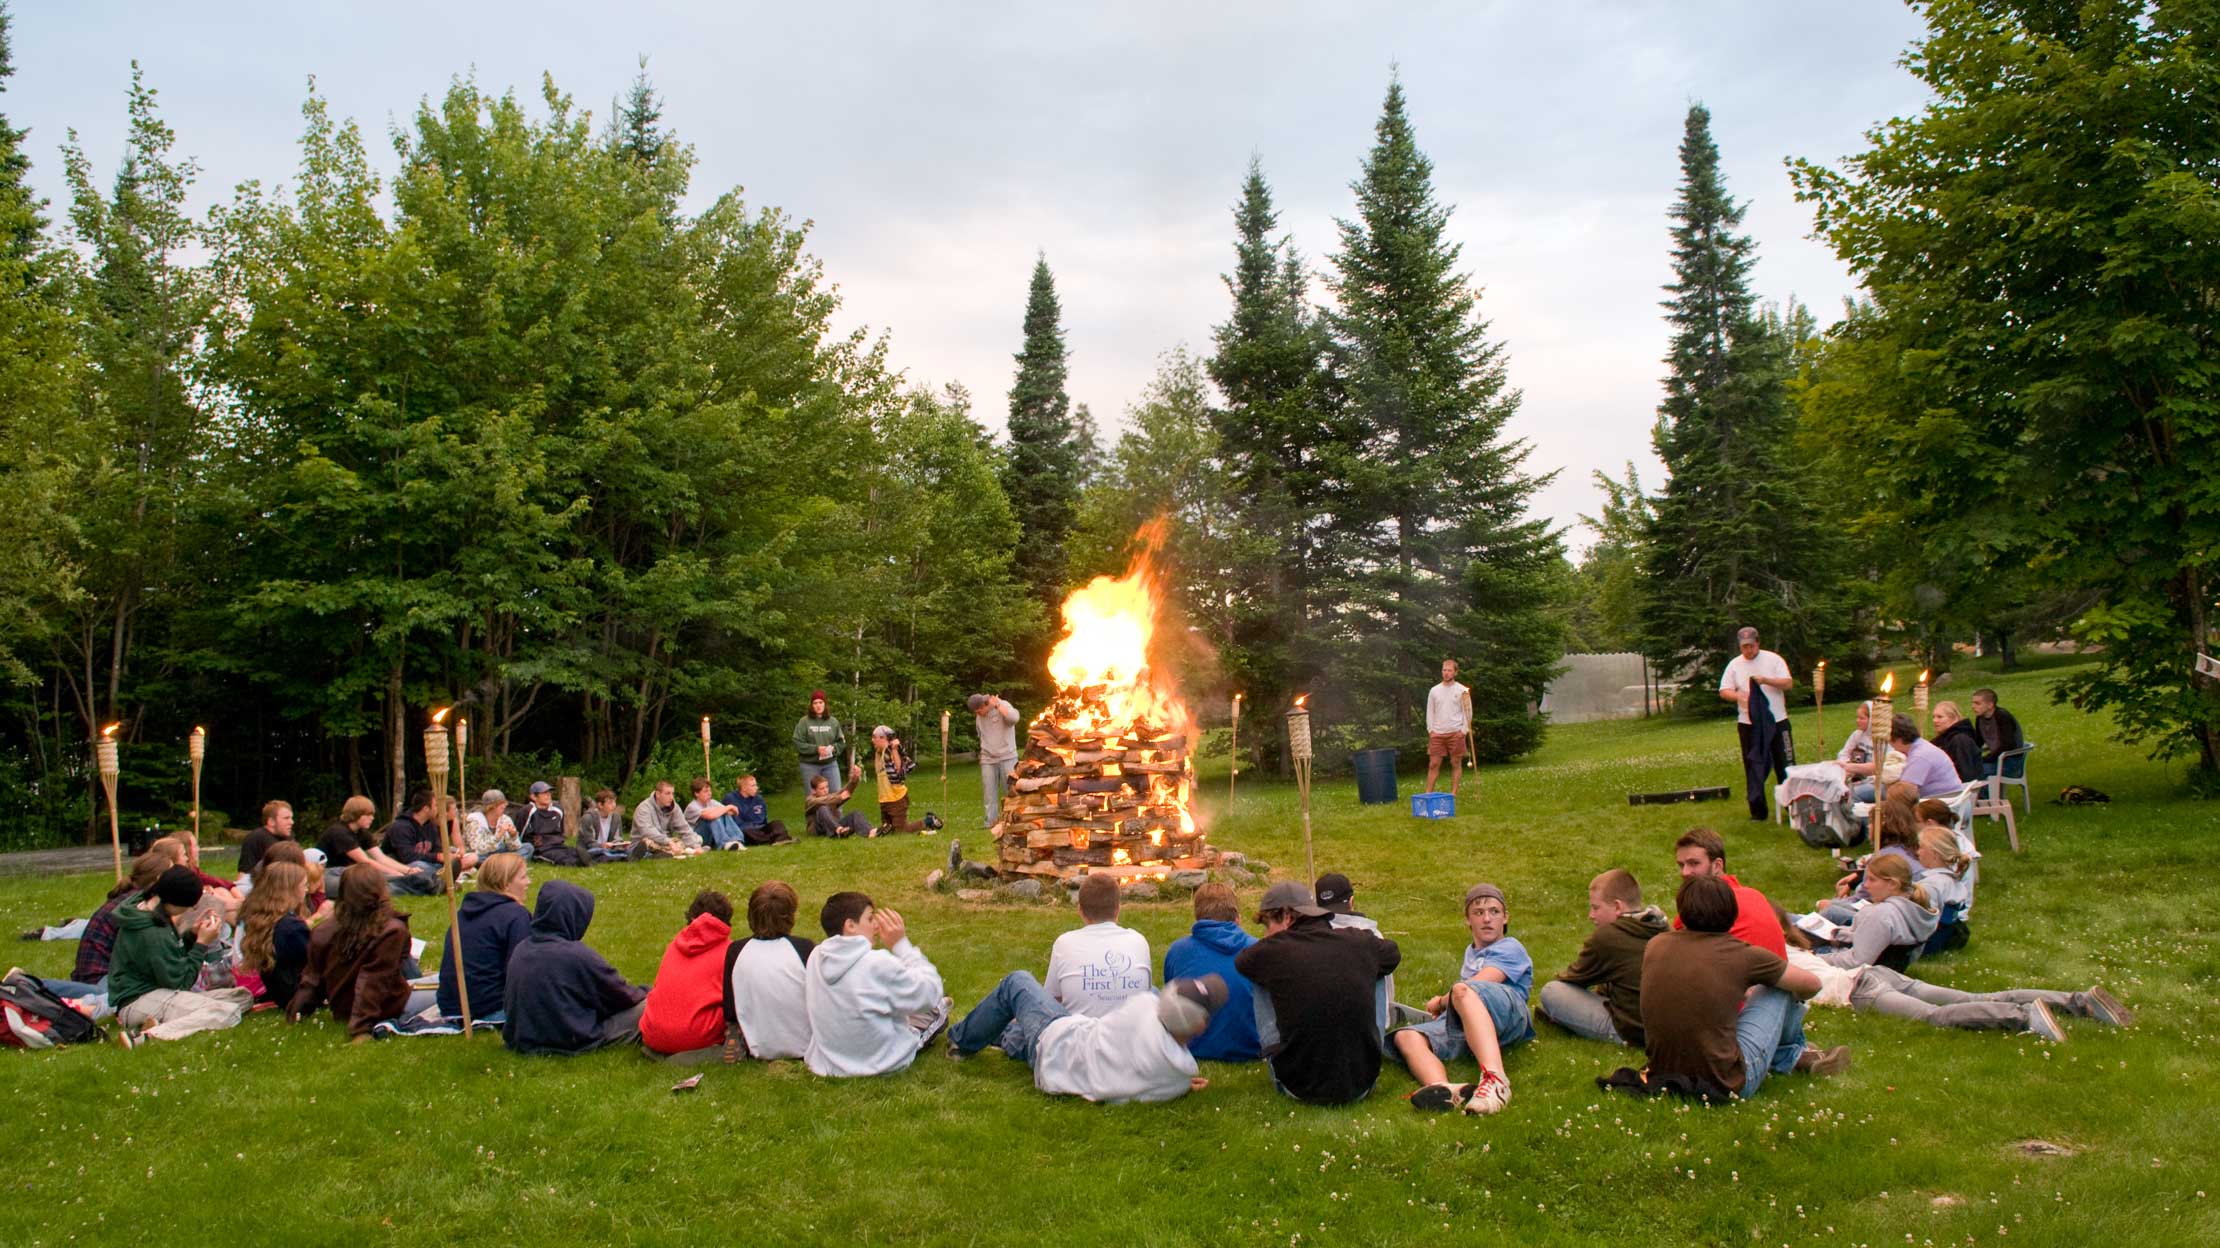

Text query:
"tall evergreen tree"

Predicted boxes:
[[999, 253, 1084, 611], [1207, 157, 1331, 769], [1641, 103, 1833, 691], [0, 2, 42, 265], [1322, 77, 1563, 757], [614, 55, 665, 168]]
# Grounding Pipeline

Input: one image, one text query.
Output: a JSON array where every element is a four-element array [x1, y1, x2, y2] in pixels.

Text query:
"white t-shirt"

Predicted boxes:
[[1425, 682, 1470, 735], [1032, 992, 1198, 1103], [730, 936, 813, 1060], [1044, 922, 1153, 1018], [1719, 650, 1791, 725]]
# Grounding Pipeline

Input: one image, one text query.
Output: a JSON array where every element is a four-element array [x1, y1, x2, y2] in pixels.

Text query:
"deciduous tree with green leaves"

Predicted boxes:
[[1793, 0, 2220, 779]]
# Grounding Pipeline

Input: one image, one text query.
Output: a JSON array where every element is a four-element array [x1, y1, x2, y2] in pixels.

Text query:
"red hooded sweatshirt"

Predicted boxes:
[[640, 912, 733, 1055]]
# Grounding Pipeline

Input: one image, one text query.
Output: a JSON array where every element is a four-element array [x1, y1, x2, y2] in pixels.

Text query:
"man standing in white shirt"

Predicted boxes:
[[969, 692, 1021, 829], [1718, 626, 1796, 821], [1045, 874, 1153, 1018], [1424, 659, 1472, 795]]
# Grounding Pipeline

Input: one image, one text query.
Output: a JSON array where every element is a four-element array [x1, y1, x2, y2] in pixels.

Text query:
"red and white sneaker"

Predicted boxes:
[[1462, 1069, 1512, 1115]]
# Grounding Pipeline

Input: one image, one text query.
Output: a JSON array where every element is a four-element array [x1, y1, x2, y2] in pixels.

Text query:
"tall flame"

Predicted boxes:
[[100, 722, 120, 739], [431, 706, 451, 726], [1043, 532, 1187, 738], [1917, 669, 1930, 685], [1880, 673, 1895, 696], [1293, 694, 1309, 709]]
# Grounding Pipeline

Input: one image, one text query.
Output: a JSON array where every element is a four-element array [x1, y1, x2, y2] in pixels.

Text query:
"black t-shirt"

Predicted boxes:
[[237, 828, 284, 877], [1234, 915, 1402, 1105], [316, 821, 369, 869]]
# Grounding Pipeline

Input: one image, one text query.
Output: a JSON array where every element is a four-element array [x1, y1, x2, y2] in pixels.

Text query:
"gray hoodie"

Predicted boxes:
[[802, 934, 943, 1077], [1819, 892, 1941, 969]]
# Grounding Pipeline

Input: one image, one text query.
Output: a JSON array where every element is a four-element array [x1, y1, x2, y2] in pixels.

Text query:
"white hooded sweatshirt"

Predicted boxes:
[[803, 934, 944, 1077], [1032, 991, 1199, 1104]]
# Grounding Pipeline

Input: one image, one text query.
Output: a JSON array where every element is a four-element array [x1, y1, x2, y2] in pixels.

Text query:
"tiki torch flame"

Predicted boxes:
[[101, 722, 120, 739], [431, 706, 451, 726], [1880, 673, 1895, 696]]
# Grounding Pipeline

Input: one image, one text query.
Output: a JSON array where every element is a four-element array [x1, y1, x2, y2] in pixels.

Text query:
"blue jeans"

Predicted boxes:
[[801, 759, 842, 795], [1392, 979, 1534, 1064], [979, 758, 1016, 826], [698, 814, 747, 850], [387, 863, 446, 896], [1736, 986, 1809, 1099], [949, 971, 1069, 1063]]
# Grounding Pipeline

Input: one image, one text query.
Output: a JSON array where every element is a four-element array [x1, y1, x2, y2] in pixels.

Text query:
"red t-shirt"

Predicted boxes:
[[1672, 873, 1787, 957]]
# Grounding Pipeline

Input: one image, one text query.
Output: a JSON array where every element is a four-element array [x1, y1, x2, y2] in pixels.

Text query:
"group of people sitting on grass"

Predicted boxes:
[[22, 792, 2130, 1110]]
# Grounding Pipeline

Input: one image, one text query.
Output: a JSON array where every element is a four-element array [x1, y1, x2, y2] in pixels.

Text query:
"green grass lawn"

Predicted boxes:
[[4, 656, 2216, 1247]]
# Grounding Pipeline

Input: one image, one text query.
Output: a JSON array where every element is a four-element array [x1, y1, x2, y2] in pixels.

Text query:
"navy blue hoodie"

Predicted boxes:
[[437, 890, 532, 1019], [501, 882, 646, 1055], [1164, 919, 1262, 1061]]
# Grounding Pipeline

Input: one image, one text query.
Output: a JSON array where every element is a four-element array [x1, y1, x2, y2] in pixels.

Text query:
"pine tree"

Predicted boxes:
[[1206, 157, 1330, 769], [0, 2, 41, 266], [1322, 77, 1563, 757], [615, 55, 664, 168], [1000, 253, 1084, 608], [1641, 104, 1833, 690]]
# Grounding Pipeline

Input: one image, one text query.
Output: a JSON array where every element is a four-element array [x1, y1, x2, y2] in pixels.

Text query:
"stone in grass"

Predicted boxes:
[[1169, 869, 1208, 890], [1216, 851, 1248, 869], [924, 868, 945, 891], [1000, 877, 1044, 902], [1126, 882, 1161, 902], [1219, 866, 1257, 887], [955, 888, 994, 904]]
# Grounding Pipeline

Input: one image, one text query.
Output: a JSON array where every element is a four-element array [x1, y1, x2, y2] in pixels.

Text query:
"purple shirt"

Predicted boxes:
[[1897, 738, 1964, 798]]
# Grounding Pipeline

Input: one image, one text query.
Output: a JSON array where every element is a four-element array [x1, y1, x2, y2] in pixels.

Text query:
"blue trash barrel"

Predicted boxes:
[[1353, 748, 1399, 805]]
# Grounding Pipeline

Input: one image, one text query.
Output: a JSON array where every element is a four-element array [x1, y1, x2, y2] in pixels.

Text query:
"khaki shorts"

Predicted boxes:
[[1428, 732, 1467, 762]]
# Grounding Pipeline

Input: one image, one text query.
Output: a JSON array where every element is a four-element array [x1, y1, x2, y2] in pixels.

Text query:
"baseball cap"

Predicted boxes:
[[302, 848, 327, 868], [154, 865, 204, 909], [1314, 872, 1355, 913], [1464, 882, 1508, 911], [967, 693, 989, 712], [529, 781, 552, 795], [1157, 974, 1229, 1037], [1258, 879, 1327, 918]]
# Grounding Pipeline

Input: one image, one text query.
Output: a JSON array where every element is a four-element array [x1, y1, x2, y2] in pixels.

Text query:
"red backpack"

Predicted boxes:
[[0, 969, 103, 1048]]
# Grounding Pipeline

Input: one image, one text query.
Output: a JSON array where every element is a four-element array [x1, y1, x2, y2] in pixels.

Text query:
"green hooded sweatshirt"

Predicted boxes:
[[793, 714, 847, 763], [107, 901, 222, 1010]]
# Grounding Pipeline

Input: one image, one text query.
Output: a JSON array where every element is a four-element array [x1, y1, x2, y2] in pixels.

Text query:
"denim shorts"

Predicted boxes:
[[1393, 978, 1533, 1064]]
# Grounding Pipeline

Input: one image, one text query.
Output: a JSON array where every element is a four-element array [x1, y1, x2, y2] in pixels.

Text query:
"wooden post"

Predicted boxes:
[[559, 776, 581, 841], [1226, 693, 1241, 815], [1461, 688, 1478, 810]]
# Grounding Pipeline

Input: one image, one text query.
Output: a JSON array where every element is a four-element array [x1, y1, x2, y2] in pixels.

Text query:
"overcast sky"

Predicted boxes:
[[12, 1, 1933, 548]]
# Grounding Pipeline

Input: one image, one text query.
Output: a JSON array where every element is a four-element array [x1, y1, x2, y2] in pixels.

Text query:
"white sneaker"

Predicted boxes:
[[1462, 1069, 1511, 1115], [2026, 1000, 2068, 1043]]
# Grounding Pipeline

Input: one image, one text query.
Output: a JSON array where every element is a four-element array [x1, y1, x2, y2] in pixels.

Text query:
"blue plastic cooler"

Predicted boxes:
[[1411, 791, 1455, 819]]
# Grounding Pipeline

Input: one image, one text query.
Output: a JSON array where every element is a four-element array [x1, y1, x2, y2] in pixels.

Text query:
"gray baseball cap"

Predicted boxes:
[[1258, 879, 1327, 918]]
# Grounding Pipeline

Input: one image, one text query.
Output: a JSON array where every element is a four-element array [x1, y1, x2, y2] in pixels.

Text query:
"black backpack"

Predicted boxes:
[[0, 968, 104, 1048]]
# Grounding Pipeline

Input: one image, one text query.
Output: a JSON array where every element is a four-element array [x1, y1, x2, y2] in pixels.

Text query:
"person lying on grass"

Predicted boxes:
[[1538, 868, 1666, 1048], [1636, 874, 1849, 1102], [1812, 855, 1940, 970], [288, 865, 434, 1042], [108, 866, 253, 1046], [641, 890, 738, 1061], [730, 881, 815, 1061], [802, 891, 949, 1077], [435, 852, 532, 1026], [1391, 883, 1533, 1116], [1161, 883, 1260, 1062], [1233, 880, 1402, 1107], [503, 880, 648, 1056], [947, 971, 1228, 1104], [1047, 872, 1153, 1018]]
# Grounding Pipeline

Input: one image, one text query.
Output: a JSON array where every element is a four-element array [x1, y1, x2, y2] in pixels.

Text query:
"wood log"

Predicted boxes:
[[1067, 777, 1128, 795], [1118, 761, 1184, 775], [1129, 734, 1187, 751], [1012, 775, 1069, 794]]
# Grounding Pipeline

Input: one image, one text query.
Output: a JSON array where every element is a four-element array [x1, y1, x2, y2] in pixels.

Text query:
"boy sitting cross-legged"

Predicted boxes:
[[802, 891, 951, 1077], [1391, 882, 1534, 1116], [1537, 868, 1668, 1047]]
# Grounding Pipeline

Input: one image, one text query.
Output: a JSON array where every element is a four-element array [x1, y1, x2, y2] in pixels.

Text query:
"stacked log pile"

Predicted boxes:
[[992, 686, 1208, 882]]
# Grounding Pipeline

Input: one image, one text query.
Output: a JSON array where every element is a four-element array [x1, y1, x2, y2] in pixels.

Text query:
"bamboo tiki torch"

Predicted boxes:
[[1914, 670, 1931, 722], [455, 716, 469, 850], [425, 709, 471, 1036], [1227, 693, 1242, 814], [188, 726, 206, 846], [940, 708, 951, 816], [701, 717, 713, 794], [1287, 696, 1315, 886], [1813, 661, 1827, 756], [97, 723, 122, 883], [1462, 687, 1478, 808], [1869, 676, 1894, 849]]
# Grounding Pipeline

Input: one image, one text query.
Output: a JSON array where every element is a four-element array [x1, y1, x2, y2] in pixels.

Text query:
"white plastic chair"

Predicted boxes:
[[1990, 741, 2035, 816]]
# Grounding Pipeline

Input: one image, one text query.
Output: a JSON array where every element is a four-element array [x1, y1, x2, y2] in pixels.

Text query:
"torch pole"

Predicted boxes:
[[97, 731, 122, 883], [940, 709, 950, 817], [1461, 689, 1478, 809], [1287, 701, 1315, 887], [1226, 693, 1240, 815], [425, 715, 471, 1037], [1813, 662, 1827, 757], [189, 726, 205, 847], [1868, 686, 1893, 852]]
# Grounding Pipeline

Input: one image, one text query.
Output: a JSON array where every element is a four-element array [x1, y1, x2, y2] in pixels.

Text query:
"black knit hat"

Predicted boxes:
[[154, 865, 204, 909]]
